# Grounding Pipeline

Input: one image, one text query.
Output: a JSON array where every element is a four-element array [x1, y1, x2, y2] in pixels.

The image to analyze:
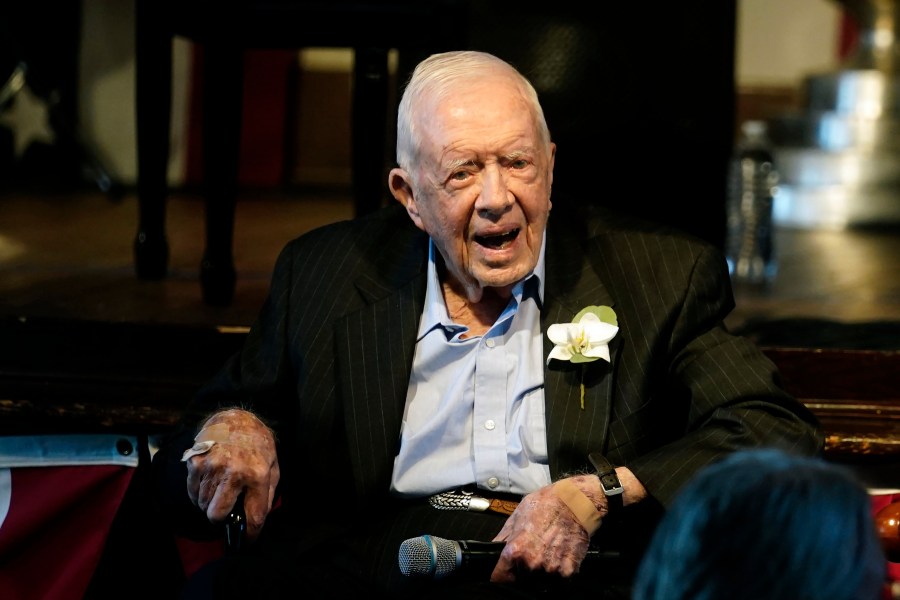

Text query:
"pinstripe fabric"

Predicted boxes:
[[335, 274, 425, 502], [540, 228, 619, 482], [158, 202, 822, 543], [545, 209, 823, 505]]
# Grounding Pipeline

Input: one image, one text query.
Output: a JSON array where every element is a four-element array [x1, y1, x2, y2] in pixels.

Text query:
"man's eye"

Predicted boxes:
[[450, 171, 469, 181], [510, 159, 529, 169]]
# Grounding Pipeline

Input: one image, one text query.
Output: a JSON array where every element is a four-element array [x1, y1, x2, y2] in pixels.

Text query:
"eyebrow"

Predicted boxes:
[[444, 157, 475, 171], [505, 149, 530, 161], [443, 148, 534, 172]]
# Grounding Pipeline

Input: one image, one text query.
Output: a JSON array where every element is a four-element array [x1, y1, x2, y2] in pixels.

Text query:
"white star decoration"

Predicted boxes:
[[0, 82, 56, 159]]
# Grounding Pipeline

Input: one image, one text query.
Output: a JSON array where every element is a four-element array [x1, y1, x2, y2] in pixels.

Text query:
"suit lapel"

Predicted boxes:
[[335, 231, 427, 503], [542, 224, 621, 478]]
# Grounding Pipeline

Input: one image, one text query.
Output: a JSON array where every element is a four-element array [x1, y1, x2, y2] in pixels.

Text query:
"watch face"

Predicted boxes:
[[600, 473, 625, 495]]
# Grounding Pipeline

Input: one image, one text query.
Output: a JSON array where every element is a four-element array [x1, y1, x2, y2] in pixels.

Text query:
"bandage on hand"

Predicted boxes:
[[552, 478, 604, 535], [181, 410, 273, 462]]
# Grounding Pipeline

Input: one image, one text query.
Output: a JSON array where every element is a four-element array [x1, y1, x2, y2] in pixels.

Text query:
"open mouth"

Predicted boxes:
[[474, 228, 520, 250]]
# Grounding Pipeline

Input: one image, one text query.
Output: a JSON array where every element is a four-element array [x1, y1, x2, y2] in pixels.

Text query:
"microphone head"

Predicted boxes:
[[398, 534, 461, 578]]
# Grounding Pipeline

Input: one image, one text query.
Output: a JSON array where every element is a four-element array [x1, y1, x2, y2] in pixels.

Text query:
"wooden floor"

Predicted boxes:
[[0, 187, 354, 328], [2, 183, 899, 348]]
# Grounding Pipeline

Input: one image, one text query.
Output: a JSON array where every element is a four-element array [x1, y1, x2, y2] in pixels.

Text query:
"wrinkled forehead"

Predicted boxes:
[[415, 75, 546, 149], [415, 70, 530, 119], [398, 60, 551, 174]]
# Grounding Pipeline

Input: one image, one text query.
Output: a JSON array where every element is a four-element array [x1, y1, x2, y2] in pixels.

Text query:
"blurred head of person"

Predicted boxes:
[[633, 448, 886, 600]]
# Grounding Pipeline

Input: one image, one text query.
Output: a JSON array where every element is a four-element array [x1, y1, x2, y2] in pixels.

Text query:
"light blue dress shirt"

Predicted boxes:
[[390, 237, 552, 497]]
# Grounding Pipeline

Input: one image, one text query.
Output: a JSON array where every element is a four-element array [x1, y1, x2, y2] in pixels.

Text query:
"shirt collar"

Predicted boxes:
[[417, 233, 546, 341]]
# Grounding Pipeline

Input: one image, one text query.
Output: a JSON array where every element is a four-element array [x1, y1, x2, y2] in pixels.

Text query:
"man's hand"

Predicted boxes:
[[489, 474, 606, 583], [184, 408, 280, 542]]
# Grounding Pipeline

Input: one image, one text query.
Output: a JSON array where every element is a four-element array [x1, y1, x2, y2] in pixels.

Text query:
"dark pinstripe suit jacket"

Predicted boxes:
[[156, 202, 822, 548]]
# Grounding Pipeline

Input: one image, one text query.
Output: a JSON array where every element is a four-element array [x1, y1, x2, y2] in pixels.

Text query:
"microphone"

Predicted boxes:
[[397, 534, 618, 578]]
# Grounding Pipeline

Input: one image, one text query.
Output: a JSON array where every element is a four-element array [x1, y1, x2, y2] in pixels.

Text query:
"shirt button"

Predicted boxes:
[[485, 338, 495, 348], [487, 477, 499, 489], [484, 419, 496, 430]]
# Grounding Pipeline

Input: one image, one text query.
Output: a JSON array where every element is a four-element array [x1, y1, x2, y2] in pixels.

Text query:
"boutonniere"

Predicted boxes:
[[546, 306, 618, 409]]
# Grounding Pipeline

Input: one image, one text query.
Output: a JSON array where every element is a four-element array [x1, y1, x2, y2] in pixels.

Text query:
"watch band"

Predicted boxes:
[[588, 452, 624, 513]]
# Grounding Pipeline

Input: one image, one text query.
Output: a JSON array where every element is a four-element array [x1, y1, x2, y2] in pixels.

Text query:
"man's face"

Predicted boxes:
[[391, 75, 555, 301]]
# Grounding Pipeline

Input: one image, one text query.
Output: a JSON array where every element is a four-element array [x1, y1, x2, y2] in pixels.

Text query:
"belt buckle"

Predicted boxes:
[[428, 489, 491, 512]]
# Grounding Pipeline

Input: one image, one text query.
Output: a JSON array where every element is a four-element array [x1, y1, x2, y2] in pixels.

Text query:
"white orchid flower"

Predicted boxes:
[[547, 311, 619, 365]]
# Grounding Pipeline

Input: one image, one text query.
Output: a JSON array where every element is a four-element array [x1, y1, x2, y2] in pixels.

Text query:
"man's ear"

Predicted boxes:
[[388, 167, 425, 231], [548, 142, 556, 211]]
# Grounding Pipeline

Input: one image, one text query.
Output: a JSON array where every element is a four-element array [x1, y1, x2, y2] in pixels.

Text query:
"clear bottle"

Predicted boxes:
[[725, 120, 779, 285]]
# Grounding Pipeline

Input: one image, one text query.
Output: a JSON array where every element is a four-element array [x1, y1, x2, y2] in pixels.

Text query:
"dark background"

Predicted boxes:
[[1, 0, 736, 249]]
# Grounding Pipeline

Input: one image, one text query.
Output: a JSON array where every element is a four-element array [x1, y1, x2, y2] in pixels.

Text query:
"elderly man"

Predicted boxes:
[[153, 51, 822, 598]]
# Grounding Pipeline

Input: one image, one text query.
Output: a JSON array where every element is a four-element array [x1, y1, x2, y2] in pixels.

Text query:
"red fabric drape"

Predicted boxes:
[[0, 465, 134, 600]]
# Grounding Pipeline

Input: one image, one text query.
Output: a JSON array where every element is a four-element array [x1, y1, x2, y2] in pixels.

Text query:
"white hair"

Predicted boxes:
[[395, 50, 551, 173]]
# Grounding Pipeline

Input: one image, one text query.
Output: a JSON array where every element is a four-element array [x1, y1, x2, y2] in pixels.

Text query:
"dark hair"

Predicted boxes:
[[633, 448, 886, 600]]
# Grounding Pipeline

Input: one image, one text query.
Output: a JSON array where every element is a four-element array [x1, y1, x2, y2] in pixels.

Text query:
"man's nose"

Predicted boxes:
[[475, 167, 512, 213]]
